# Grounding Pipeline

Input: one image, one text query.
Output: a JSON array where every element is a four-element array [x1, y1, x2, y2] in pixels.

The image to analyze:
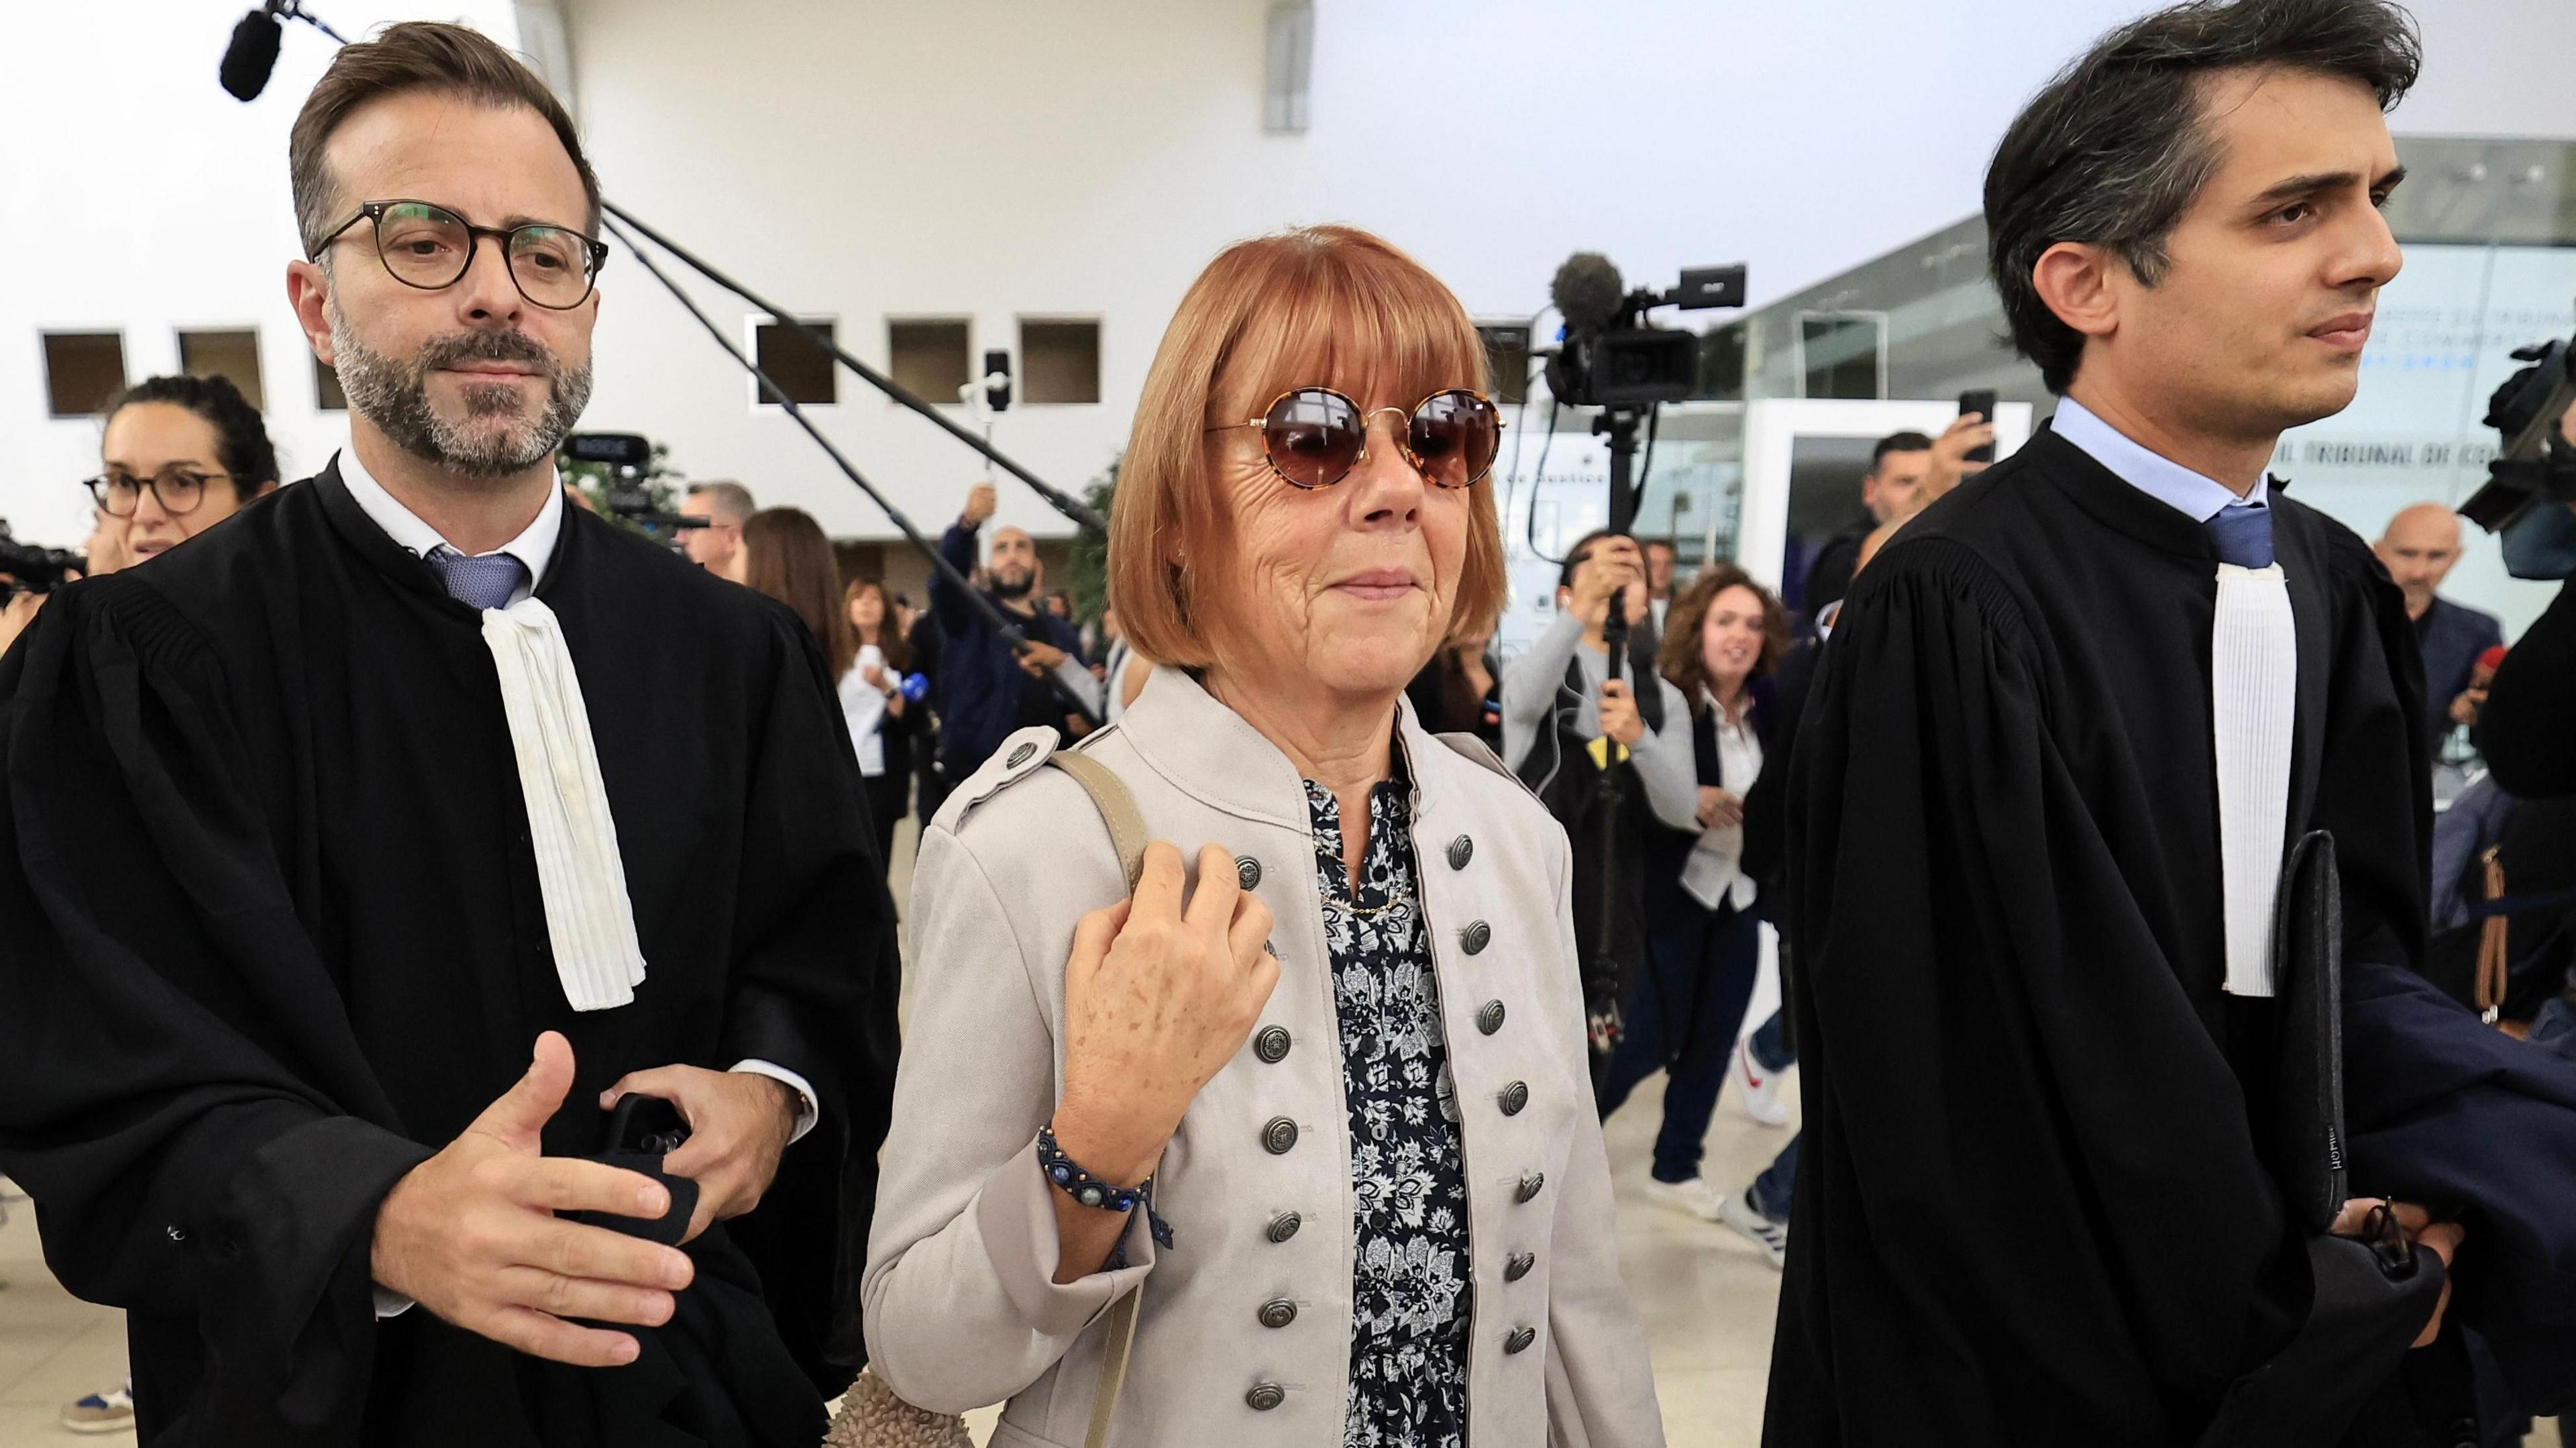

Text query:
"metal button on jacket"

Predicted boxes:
[[1262, 1117, 1299, 1155], [1254, 1025, 1291, 1064], [1257, 1298, 1298, 1329], [1504, 1251, 1536, 1282], [1505, 1326, 1538, 1355], [1498, 1080, 1529, 1117], [1267, 1211, 1303, 1243], [1006, 742, 1037, 768], [1246, 1383, 1287, 1412], [1515, 1171, 1546, 1204], [1446, 834, 1474, 870], [1460, 920, 1493, 955], [1477, 999, 1505, 1035], [1237, 856, 1263, 890]]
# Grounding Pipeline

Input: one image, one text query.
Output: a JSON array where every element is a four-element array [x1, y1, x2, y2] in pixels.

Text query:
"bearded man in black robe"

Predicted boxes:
[[0, 22, 894, 1447], [1769, 3, 2576, 1445]]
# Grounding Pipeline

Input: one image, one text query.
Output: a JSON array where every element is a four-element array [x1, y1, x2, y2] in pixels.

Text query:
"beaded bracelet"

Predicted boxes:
[[1036, 1124, 1175, 1250]]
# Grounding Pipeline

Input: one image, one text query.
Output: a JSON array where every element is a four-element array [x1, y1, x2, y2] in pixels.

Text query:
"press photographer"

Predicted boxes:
[[2469, 337, 2576, 799], [1501, 531, 1699, 1082], [928, 480, 1098, 786]]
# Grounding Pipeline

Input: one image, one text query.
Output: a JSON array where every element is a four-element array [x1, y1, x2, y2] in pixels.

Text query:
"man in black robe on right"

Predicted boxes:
[[1770, 3, 2576, 1444]]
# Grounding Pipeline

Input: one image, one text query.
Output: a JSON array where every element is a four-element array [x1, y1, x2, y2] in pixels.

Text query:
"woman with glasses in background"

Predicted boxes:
[[91, 374, 282, 564], [0, 374, 279, 668]]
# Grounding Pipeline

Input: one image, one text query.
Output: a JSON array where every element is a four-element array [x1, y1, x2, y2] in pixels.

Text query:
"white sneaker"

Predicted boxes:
[[1643, 1174, 1729, 1222], [60, 1379, 134, 1435], [1718, 1188, 1789, 1270], [1735, 1037, 1791, 1127]]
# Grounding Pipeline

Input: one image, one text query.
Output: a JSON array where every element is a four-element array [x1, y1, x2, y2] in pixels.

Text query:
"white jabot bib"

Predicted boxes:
[[2211, 562, 2297, 997], [478, 597, 648, 1012]]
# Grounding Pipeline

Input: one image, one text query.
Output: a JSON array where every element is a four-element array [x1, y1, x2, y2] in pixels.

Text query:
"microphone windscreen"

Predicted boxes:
[[219, 10, 283, 102], [1550, 252, 1626, 335]]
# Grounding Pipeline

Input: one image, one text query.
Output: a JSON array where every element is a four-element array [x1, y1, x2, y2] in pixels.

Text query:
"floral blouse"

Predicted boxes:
[[1306, 776, 1472, 1448]]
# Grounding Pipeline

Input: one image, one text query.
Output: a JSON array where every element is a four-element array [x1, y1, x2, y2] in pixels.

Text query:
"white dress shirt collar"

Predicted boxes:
[[2052, 395, 2271, 524], [336, 446, 564, 605]]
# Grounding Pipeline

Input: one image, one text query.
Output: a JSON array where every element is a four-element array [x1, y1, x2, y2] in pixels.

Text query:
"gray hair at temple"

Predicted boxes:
[[685, 480, 757, 525], [1983, 0, 2421, 395]]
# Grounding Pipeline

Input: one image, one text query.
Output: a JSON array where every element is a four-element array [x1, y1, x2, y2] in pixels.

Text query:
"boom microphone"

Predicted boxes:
[[1550, 252, 1627, 337], [220, 5, 284, 101]]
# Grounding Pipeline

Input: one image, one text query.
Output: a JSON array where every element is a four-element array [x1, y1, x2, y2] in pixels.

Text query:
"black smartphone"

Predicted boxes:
[[568, 1094, 697, 1245], [1959, 390, 1998, 464]]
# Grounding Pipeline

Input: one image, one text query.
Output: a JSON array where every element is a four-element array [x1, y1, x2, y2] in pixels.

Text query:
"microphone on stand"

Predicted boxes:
[[220, 4, 285, 101]]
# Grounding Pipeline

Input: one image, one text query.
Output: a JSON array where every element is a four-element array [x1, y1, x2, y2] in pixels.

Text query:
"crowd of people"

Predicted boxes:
[[3, 2, 2576, 1447]]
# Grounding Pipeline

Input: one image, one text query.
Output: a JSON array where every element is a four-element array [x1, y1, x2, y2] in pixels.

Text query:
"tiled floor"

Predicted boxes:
[[0, 812, 2556, 1446]]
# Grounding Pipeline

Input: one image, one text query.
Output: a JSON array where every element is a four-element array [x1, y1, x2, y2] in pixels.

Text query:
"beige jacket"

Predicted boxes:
[[863, 667, 1664, 1448]]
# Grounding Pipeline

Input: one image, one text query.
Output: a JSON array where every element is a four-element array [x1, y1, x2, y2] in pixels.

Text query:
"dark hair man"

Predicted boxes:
[[928, 481, 1096, 782], [1804, 417, 1998, 623], [1774, 3, 2576, 1443], [1642, 537, 1679, 633], [681, 478, 755, 574], [0, 23, 894, 1445]]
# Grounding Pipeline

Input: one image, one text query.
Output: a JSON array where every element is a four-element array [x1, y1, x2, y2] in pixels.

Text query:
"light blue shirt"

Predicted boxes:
[[2051, 395, 2273, 524]]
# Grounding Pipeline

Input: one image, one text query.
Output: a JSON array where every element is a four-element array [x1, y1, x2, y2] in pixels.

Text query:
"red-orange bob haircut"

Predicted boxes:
[[1108, 225, 1507, 670]]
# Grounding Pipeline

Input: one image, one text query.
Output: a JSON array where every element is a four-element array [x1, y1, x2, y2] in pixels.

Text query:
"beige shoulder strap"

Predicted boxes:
[[1043, 749, 1148, 1447], [1048, 749, 1149, 891]]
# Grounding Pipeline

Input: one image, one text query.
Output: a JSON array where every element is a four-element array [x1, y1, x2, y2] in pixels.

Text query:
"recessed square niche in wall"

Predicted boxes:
[[42, 331, 126, 417], [178, 329, 265, 411], [315, 356, 349, 411], [1477, 323, 1530, 405], [888, 319, 970, 405], [1021, 319, 1101, 405], [755, 317, 838, 405]]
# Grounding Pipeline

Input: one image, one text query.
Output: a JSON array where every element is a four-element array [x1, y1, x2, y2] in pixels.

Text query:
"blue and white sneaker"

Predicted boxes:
[[60, 1379, 134, 1435]]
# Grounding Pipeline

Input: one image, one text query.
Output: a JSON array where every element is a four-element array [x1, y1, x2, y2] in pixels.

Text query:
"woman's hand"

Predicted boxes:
[[1696, 786, 1743, 829], [1053, 842, 1277, 1189], [862, 661, 888, 690], [1597, 678, 1647, 748]]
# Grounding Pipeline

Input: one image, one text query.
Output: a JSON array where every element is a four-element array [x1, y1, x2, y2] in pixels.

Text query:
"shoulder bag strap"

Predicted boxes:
[[1042, 749, 1148, 1447]]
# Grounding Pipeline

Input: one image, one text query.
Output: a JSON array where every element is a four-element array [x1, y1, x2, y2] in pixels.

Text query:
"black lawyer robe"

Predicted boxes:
[[0, 464, 901, 1447], [1768, 428, 2576, 1445]]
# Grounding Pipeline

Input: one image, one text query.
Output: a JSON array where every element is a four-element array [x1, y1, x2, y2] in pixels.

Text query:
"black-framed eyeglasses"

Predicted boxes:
[[1205, 386, 1502, 490], [308, 199, 609, 311], [84, 467, 232, 518]]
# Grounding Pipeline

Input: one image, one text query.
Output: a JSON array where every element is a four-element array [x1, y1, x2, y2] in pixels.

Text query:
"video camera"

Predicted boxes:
[[560, 433, 704, 541], [0, 521, 86, 597], [2459, 332, 2576, 535], [1543, 254, 1747, 408]]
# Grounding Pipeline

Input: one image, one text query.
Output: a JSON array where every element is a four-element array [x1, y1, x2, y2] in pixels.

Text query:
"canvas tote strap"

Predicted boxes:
[[1043, 749, 1148, 1447]]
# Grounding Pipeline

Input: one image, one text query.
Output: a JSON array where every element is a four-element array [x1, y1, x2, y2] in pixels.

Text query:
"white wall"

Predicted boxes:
[[5, 0, 2573, 548], [0, 1, 523, 547]]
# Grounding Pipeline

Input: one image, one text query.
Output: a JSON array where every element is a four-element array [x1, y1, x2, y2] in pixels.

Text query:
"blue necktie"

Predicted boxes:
[[425, 547, 529, 611], [2208, 501, 2273, 569]]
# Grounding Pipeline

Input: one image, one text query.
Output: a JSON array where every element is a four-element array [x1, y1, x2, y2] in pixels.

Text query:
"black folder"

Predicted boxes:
[[2269, 829, 2347, 1233]]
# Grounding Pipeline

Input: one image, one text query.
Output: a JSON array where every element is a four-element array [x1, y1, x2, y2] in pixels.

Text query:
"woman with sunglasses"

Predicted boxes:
[[866, 227, 1663, 1446]]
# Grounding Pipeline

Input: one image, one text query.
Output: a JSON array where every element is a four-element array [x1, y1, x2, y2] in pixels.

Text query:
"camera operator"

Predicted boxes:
[[1501, 530, 1699, 1078], [2479, 399, 2576, 800], [928, 481, 1098, 784]]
